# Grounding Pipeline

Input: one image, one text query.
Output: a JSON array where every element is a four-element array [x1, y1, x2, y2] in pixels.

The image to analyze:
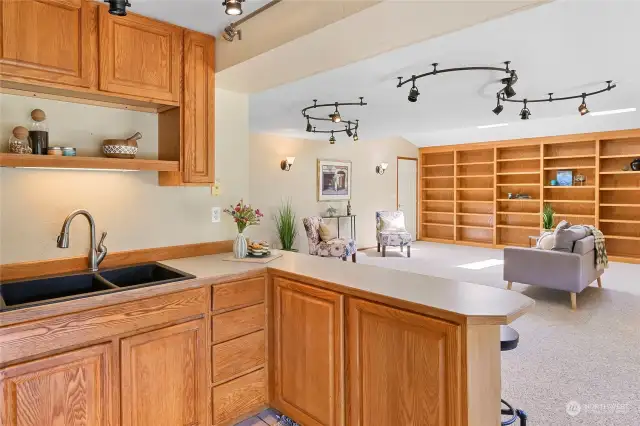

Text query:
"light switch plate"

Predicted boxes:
[[211, 207, 221, 223]]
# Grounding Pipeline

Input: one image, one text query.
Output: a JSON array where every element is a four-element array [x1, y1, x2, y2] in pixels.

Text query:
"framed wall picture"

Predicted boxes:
[[318, 159, 352, 201], [557, 170, 573, 186]]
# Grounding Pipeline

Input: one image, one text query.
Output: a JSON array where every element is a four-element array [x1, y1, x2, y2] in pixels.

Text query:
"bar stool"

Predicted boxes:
[[500, 326, 528, 426]]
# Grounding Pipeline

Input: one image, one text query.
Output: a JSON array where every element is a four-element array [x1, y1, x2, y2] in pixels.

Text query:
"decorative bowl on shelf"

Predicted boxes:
[[102, 132, 141, 159]]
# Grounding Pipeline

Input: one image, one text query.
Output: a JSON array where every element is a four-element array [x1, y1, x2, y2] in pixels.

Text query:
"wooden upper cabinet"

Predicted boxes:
[[0, 344, 112, 426], [120, 319, 207, 426], [347, 299, 462, 426], [182, 30, 215, 183], [0, 0, 98, 88], [272, 277, 344, 426], [98, 6, 182, 103]]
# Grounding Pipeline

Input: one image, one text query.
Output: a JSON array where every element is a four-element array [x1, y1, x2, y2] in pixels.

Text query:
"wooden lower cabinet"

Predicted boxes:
[[212, 368, 266, 426], [120, 319, 207, 426], [0, 343, 112, 426], [347, 299, 462, 426], [272, 277, 344, 426]]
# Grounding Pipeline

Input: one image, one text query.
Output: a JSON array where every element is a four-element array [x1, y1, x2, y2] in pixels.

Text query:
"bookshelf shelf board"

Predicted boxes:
[[600, 219, 640, 224], [544, 186, 596, 189], [497, 198, 539, 202], [599, 187, 640, 191], [422, 222, 454, 227], [497, 225, 540, 230], [423, 163, 454, 168], [600, 154, 640, 159], [600, 203, 640, 207], [543, 154, 596, 160], [456, 225, 493, 230], [457, 212, 493, 216], [544, 166, 596, 170], [456, 188, 493, 191], [599, 171, 640, 175], [543, 199, 595, 203], [458, 174, 494, 178], [423, 211, 454, 215], [605, 235, 640, 241], [496, 243, 529, 248], [457, 161, 494, 165], [457, 239, 493, 246], [423, 176, 454, 179], [554, 213, 595, 218], [423, 188, 454, 190], [497, 171, 540, 175], [497, 211, 540, 216], [421, 237, 455, 244], [496, 183, 539, 187], [497, 157, 540, 162], [423, 199, 454, 203], [456, 200, 494, 204]]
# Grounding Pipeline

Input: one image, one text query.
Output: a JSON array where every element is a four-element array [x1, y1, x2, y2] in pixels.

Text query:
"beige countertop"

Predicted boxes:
[[162, 250, 534, 325]]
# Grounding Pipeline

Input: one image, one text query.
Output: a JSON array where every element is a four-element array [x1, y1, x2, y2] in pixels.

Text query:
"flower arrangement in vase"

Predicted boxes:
[[224, 200, 264, 258]]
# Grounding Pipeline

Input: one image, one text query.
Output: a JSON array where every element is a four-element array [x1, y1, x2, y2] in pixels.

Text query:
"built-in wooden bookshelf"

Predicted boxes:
[[419, 128, 640, 263]]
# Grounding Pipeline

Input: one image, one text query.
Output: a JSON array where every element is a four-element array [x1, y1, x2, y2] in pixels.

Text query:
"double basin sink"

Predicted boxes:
[[0, 263, 195, 311]]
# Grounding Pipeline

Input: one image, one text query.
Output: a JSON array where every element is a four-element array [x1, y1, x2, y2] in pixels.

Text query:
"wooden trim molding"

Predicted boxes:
[[0, 240, 233, 282]]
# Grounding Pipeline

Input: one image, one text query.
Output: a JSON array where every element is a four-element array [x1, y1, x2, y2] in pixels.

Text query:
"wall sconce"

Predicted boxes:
[[280, 157, 295, 171], [376, 162, 388, 175]]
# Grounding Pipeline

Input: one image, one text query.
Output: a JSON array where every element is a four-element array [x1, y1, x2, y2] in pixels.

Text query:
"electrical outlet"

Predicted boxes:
[[211, 207, 221, 223]]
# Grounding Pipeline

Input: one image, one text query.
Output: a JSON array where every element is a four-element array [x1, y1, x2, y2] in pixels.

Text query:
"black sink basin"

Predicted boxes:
[[0, 273, 116, 309], [0, 263, 194, 311], [98, 263, 194, 288]]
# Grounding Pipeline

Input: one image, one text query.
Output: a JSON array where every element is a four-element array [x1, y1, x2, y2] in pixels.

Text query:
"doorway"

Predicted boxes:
[[397, 157, 418, 240]]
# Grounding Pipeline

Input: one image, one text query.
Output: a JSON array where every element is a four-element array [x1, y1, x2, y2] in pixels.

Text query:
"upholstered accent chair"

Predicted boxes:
[[376, 211, 412, 257], [302, 216, 357, 262]]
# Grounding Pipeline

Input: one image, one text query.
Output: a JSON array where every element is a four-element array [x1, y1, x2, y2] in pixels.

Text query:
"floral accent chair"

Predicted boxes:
[[302, 216, 357, 262], [376, 211, 412, 257]]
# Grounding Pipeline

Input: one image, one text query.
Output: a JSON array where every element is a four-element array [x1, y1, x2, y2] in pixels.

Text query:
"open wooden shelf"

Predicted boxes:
[[497, 171, 540, 175], [457, 161, 494, 165], [456, 225, 492, 230], [600, 219, 640, 224], [605, 235, 640, 241], [423, 163, 454, 168], [544, 166, 596, 170], [423, 211, 454, 215], [554, 213, 595, 218], [599, 171, 640, 175], [600, 154, 640, 159], [422, 222, 454, 227], [497, 157, 539, 162], [600, 203, 640, 207], [457, 174, 494, 178], [497, 198, 539, 202], [458, 212, 492, 216], [423, 176, 454, 179], [496, 183, 539, 187], [544, 186, 595, 189], [543, 154, 595, 160], [457, 188, 493, 191], [456, 200, 493, 204], [497, 225, 540, 230], [600, 187, 640, 191], [423, 188, 454, 190], [0, 153, 179, 172], [497, 211, 539, 216]]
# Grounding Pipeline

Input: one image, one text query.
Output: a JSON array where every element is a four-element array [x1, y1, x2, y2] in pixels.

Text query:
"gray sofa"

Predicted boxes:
[[503, 235, 603, 310]]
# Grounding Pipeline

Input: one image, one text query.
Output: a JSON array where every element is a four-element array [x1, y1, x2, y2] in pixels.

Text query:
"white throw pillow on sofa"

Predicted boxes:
[[380, 216, 406, 232], [537, 232, 555, 250]]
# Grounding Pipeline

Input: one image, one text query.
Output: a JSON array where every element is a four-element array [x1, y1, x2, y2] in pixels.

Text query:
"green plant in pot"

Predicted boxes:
[[543, 203, 555, 231], [275, 199, 298, 251]]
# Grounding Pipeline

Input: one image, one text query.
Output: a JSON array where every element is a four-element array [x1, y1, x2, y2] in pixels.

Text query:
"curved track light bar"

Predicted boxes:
[[500, 81, 616, 104], [396, 62, 513, 88]]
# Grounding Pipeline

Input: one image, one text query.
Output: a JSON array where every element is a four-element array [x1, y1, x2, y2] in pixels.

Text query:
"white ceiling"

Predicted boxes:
[[249, 0, 640, 146], [130, 0, 271, 36]]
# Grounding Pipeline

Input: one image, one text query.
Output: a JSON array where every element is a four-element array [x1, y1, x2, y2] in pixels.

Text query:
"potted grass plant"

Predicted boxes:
[[275, 199, 298, 251], [543, 203, 555, 231]]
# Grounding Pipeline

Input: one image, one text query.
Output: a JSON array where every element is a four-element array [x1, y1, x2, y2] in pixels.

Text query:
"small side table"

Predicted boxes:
[[528, 235, 539, 248], [321, 215, 357, 241]]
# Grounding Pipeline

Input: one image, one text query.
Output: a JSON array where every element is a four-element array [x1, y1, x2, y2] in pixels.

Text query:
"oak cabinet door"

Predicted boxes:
[[98, 6, 182, 103], [272, 277, 344, 426], [0, 343, 112, 426], [347, 299, 462, 426], [0, 0, 97, 88], [120, 319, 207, 426], [182, 30, 215, 183]]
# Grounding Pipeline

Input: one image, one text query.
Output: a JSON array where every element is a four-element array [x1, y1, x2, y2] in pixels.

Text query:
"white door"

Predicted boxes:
[[397, 158, 418, 240]]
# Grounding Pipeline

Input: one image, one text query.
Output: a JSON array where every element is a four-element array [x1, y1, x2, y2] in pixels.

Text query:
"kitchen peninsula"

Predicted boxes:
[[0, 251, 533, 426]]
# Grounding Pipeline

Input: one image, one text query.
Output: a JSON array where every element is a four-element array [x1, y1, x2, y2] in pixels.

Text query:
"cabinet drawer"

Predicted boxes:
[[212, 330, 265, 383], [212, 303, 265, 344], [212, 368, 266, 426], [212, 277, 265, 312]]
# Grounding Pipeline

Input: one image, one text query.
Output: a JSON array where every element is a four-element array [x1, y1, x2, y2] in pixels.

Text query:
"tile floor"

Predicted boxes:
[[234, 408, 281, 426]]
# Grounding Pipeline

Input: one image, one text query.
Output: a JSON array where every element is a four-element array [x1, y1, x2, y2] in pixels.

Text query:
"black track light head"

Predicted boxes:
[[104, 0, 131, 16], [329, 131, 336, 144], [520, 101, 531, 120], [346, 125, 353, 137], [353, 131, 359, 141], [503, 84, 516, 99], [329, 105, 341, 123], [578, 94, 589, 116], [306, 118, 312, 132], [408, 86, 420, 103], [493, 96, 504, 115], [223, 0, 244, 15]]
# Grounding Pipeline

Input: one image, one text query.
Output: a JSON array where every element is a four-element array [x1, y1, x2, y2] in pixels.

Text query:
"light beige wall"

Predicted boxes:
[[248, 133, 418, 253], [0, 89, 249, 264]]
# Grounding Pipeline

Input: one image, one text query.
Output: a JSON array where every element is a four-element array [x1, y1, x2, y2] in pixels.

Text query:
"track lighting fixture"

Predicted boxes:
[[222, 24, 242, 42], [301, 99, 366, 143], [503, 83, 516, 99], [345, 125, 353, 137], [329, 131, 336, 144], [408, 78, 420, 103], [104, 0, 131, 16], [353, 130, 359, 141], [578, 94, 589, 116], [519, 100, 531, 120], [223, 0, 245, 15], [329, 104, 342, 123], [306, 117, 312, 132], [493, 95, 504, 115]]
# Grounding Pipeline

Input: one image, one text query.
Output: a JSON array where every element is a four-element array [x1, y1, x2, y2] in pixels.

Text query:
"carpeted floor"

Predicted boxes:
[[358, 242, 640, 425]]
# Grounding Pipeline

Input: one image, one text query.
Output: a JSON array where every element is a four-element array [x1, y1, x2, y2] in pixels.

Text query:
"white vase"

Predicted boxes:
[[233, 232, 248, 258]]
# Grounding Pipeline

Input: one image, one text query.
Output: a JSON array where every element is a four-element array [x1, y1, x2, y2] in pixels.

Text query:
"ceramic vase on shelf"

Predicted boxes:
[[233, 233, 248, 259]]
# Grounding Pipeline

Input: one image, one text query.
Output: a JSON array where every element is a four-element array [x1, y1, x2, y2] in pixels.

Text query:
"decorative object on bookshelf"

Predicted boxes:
[[631, 158, 640, 171], [550, 179, 558, 186], [543, 203, 555, 231], [623, 165, 630, 171], [508, 192, 513, 199], [557, 170, 573, 186], [515, 193, 532, 199], [574, 174, 586, 186]]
